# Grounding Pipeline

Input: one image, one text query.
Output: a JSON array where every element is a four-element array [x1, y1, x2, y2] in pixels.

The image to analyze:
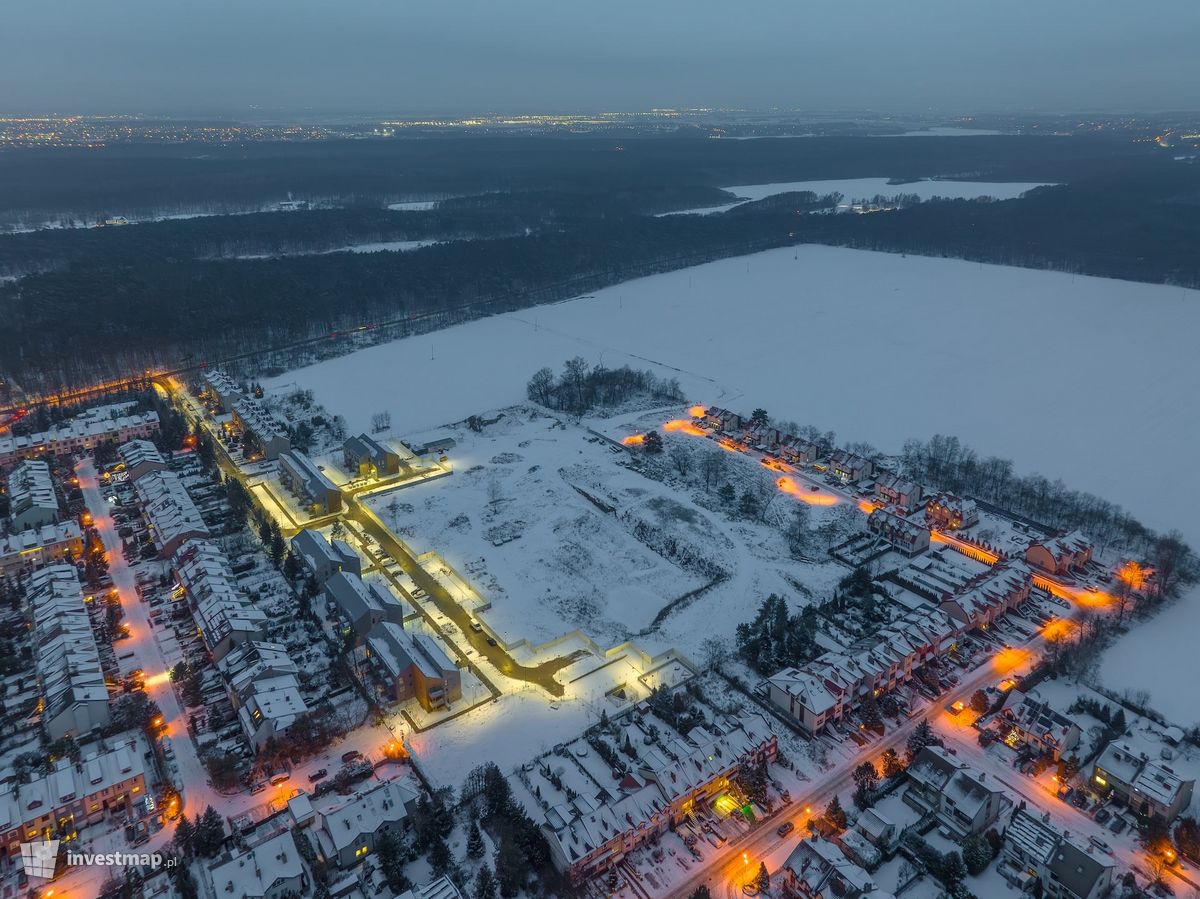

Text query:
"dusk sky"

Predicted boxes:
[[3, 1, 1198, 115]]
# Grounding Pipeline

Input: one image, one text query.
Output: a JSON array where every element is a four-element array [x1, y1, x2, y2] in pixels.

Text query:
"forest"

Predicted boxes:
[[1, 132, 1197, 395]]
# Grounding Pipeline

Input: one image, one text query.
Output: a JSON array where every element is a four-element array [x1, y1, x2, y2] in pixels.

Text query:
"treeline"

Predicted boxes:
[[525, 358, 684, 415], [0, 132, 1145, 224], [1, 208, 802, 391], [900, 433, 1198, 593], [819, 165, 1200, 287]]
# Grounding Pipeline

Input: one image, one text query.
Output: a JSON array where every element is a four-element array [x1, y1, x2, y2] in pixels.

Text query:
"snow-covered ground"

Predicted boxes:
[[233, 239, 440, 260], [1097, 582, 1200, 727], [365, 406, 847, 656], [266, 245, 1200, 547], [659, 177, 1050, 215]]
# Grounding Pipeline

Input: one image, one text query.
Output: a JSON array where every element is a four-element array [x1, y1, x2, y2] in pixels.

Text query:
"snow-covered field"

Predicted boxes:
[[234, 239, 440, 260], [365, 406, 847, 655], [660, 177, 1050, 215], [267, 245, 1200, 547]]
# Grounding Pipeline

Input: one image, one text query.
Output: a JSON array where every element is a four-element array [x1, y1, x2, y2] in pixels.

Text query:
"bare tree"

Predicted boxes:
[[669, 445, 692, 478]]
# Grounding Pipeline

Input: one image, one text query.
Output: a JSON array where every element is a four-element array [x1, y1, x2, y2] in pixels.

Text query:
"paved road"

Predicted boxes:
[[77, 462, 252, 825], [162, 378, 578, 698]]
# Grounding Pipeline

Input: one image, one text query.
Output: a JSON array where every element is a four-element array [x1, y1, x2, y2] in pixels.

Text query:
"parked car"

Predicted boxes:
[[1089, 836, 1112, 854], [341, 750, 362, 764], [1109, 818, 1127, 835], [309, 768, 328, 781], [777, 821, 795, 837]]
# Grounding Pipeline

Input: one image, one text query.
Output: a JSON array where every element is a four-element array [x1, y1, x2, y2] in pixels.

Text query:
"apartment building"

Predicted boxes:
[[232, 397, 291, 460], [116, 439, 168, 483], [0, 738, 148, 856], [173, 539, 267, 660], [278, 449, 342, 515], [0, 520, 83, 575], [1000, 805, 1114, 899], [903, 746, 1009, 837], [134, 469, 210, 558], [291, 528, 361, 586], [366, 622, 462, 711], [343, 434, 404, 478], [0, 408, 160, 468]]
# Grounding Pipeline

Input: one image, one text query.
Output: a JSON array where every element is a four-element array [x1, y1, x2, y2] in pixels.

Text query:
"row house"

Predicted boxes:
[[867, 508, 931, 555], [0, 520, 83, 576], [829, 450, 875, 484], [6, 459, 60, 531], [1024, 530, 1093, 577], [746, 424, 783, 451], [218, 641, 310, 750], [904, 746, 1009, 837], [29, 565, 110, 739], [1000, 805, 1114, 899], [200, 369, 244, 411], [540, 712, 776, 883], [938, 561, 1032, 630], [0, 408, 160, 469], [923, 492, 979, 531], [134, 469, 211, 558], [116, 439, 168, 483], [1091, 740, 1195, 824], [995, 690, 1082, 760], [232, 397, 291, 460], [0, 738, 148, 857], [779, 436, 819, 465], [173, 539, 267, 660], [873, 471, 922, 512], [769, 608, 957, 735]]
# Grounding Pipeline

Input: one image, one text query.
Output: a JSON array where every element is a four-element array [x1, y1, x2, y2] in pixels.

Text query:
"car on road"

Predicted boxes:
[[470, 620, 483, 632], [1088, 836, 1112, 854], [309, 768, 328, 781], [486, 637, 498, 646], [777, 821, 795, 837]]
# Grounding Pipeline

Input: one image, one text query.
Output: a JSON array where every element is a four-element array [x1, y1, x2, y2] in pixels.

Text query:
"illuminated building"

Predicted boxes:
[[1091, 740, 1194, 823], [116, 438, 167, 483], [5, 460, 60, 531], [828, 449, 875, 484], [278, 449, 342, 515], [291, 528, 361, 586], [873, 471, 923, 512], [343, 433, 404, 478], [1024, 530, 1094, 577], [0, 407, 160, 468], [314, 778, 419, 868], [204, 830, 307, 899], [999, 806, 1114, 899], [923, 492, 979, 531], [904, 746, 1009, 837], [0, 520, 83, 575], [994, 689, 1081, 760], [867, 508, 931, 555]]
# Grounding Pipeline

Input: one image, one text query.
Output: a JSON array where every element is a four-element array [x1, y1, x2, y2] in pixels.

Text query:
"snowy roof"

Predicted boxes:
[[6, 460, 57, 520], [782, 836, 882, 896], [28, 565, 109, 726], [1000, 690, 1080, 747], [1005, 806, 1060, 865], [279, 449, 338, 496], [0, 520, 80, 560], [135, 469, 210, 549], [320, 778, 419, 852], [0, 409, 159, 462], [367, 622, 456, 681], [233, 396, 288, 441], [207, 830, 303, 899], [117, 438, 165, 476]]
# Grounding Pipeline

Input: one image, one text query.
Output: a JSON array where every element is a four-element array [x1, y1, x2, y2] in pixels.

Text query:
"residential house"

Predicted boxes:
[[6, 460, 59, 530], [201, 369, 243, 411], [867, 508, 930, 555], [539, 711, 776, 883], [315, 778, 420, 868], [938, 562, 1032, 630], [769, 608, 957, 735], [840, 807, 900, 869], [996, 690, 1081, 760], [291, 528, 361, 586], [205, 830, 308, 899], [1091, 740, 1195, 823], [29, 565, 110, 739], [779, 836, 897, 899], [923, 493, 979, 531], [117, 439, 168, 483], [1025, 530, 1093, 577], [232, 397, 291, 460], [343, 434, 403, 478], [829, 450, 875, 484], [904, 746, 1009, 837], [779, 437, 819, 465], [134, 469, 210, 558], [326, 572, 406, 642], [278, 450, 342, 515], [873, 472, 922, 512], [173, 539, 267, 660], [366, 622, 462, 711], [999, 805, 1114, 899]]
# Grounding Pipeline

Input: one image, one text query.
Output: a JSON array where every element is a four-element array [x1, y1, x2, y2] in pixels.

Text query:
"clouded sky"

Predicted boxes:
[[3, 1, 1197, 115]]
